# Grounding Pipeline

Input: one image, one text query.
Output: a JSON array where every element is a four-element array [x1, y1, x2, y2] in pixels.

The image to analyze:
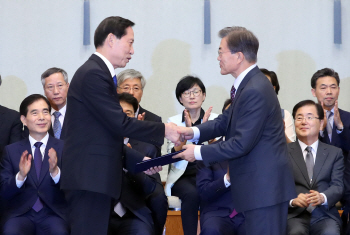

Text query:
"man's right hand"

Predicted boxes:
[[177, 126, 194, 142], [165, 122, 181, 146], [291, 193, 309, 208], [18, 150, 32, 181]]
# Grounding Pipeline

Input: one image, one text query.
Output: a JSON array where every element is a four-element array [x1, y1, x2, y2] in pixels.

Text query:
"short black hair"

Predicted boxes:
[[260, 68, 280, 95], [292, 100, 324, 120], [20, 94, 51, 117], [118, 93, 138, 113], [94, 16, 135, 48], [311, 68, 340, 89], [175, 75, 206, 106], [222, 98, 232, 113]]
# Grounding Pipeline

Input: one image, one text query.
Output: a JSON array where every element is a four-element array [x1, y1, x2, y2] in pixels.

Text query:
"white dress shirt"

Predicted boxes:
[[16, 133, 61, 187], [94, 52, 116, 77], [51, 104, 66, 129]]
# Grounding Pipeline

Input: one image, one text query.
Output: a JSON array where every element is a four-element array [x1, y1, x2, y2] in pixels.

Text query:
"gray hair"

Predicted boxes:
[[117, 69, 146, 90], [218, 26, 259, 63], [41, 67, 69, 87]]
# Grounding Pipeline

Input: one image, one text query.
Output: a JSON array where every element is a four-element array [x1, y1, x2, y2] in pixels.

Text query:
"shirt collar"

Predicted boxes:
[[233, 64, 257, 91], [298, 139, 319, 154], [94, 52, 116, 77], [51, 104, 66, 117], [29, 133, 49, 149], [181, 108, 205, 123], [134, 106, 140, 118]]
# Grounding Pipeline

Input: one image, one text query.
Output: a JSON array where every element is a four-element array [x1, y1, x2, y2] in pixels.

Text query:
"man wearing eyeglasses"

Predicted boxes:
[[41, 67, 69, 139], [287, 99, 343, 235]]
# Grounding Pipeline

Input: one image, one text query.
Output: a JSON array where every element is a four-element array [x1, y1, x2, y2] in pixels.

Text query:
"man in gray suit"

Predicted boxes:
[[288, 100, 344, 235]]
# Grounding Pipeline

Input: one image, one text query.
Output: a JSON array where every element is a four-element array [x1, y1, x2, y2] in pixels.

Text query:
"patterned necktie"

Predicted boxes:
[[113, 75, 117, 87], [305, 146, 314, 183], [326, 111, 333, 141], [230, 85, 236, 103], [33, 142, 44, 212], [53, 111, 62, 139]]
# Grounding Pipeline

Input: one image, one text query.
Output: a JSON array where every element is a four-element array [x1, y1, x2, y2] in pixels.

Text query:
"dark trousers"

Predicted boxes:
[[65, 190, 112, 235], [172, 175, 200, 235], [287, 210, 340, 235], [108, 210, 153, 235], [244, 201, 289, 235], [2, 206, 68, 235], [200, 212, 245, 235], [146, 182, 168, 235]]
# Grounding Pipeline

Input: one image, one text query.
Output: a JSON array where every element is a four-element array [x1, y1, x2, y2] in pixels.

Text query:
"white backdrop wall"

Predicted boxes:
[[1, 0, 349, 178]]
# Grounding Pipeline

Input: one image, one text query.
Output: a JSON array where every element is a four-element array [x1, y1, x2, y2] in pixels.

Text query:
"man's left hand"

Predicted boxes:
[[173, 144, 196, 162], [48, 148, 59, 177], [333, 100, 343, 130], [307, 190, 325, 206]]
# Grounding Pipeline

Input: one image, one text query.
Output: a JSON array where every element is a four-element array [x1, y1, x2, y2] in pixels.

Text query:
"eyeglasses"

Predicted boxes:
[[182, 90, 202, 98], [45, 83, 67, 92], [118, 86, 141, 93], [295, 116, 320, 122], [218, 50, 232, 57]]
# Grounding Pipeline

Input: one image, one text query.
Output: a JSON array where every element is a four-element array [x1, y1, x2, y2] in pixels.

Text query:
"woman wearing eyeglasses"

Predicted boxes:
[[164, 75, 218, 235]]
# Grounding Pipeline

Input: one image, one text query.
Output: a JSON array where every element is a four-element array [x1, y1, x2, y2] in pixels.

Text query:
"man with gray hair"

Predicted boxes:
[[176, 26, 296, 234], [117, 69, 167, 235], [41, 67, 69, 139]]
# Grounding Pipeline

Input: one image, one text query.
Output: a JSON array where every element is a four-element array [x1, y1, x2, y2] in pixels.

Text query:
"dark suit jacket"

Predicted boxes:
[[0, 105, 22, 161], [138, 105, 162, 157], [196, 66, 296, 212], [60, 54, 164, 200], [196, 160, 233, 225], [287, 141, 344, 226], [0, 136, 68, 223]]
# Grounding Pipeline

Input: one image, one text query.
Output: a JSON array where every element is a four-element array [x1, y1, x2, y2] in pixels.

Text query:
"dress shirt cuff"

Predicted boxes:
[[188, 127, 200, 142], [336, 129, 343, 134], [16, 172, 27, 188], [194, 145, 203, 160], [319, 130, 325, 137], [224, 174, 231, 188], [321, 193, 328, 205], [289, 199, 295, 207], [50, 167, 61, 184]]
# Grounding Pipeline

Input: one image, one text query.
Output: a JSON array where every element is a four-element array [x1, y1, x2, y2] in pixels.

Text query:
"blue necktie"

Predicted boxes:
[[230, 85, 236, 103], [113, 75, 117, 87], [53, 111, 62, 139], [33, 142, 44, 212]]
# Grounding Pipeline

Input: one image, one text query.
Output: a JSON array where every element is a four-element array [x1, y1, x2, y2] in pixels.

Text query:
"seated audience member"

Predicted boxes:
[[287, 100, 344, 235], [117, 70, 167, 235], [41, 67, 69, 139], [165, 75, 218, 235], [260, 68, 295, 143], [196, 99, 245, 235], [108, 93, 164, 235], [0, 94, 68, 235]]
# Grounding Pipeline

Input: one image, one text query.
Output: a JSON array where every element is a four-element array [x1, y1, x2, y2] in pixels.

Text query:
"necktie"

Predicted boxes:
[[229, 209, 238, 218], [305, 146, 314, 183], [33, 142, 44, 212], [230, 85, 236, 103], [326, 111, 333, 141], [113, 75, 117, 87], [53, 111, 62, 139]]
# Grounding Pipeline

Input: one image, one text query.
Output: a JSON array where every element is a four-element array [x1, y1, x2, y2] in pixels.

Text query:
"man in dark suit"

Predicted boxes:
[[61, 16, 179, 235], [197, 159, 245, 235], [119, 93, 168, 235], [176, 26, 296, 234], [117, 69, 162, 156], [0, 76, 23, 161], [0, 94, 68, 235], [287, 100, 343, 234], [41, 67, 69, 139], [310, 68, 350, 232]]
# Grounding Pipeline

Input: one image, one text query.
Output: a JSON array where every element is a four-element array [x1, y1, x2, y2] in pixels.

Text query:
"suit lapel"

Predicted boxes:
[[226, 66, 261, 130], [0, 106, 5, 130], [311, 142, 329, 187], [289, 142, 311, 186]]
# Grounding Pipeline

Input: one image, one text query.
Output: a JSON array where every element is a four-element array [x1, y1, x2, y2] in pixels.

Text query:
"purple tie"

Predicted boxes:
[[32, 142, 44, 212], [230, 85, 236, 103], [229, 209, 238, 218]]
